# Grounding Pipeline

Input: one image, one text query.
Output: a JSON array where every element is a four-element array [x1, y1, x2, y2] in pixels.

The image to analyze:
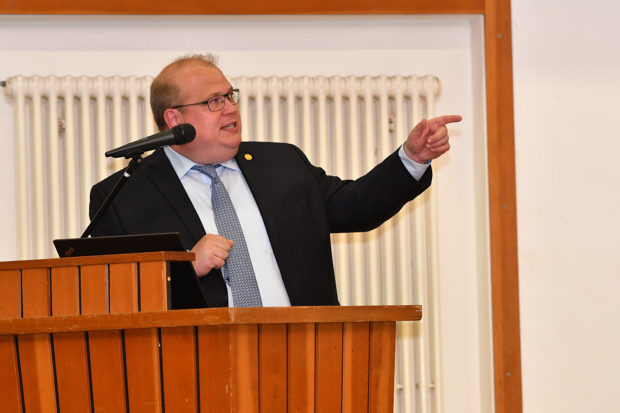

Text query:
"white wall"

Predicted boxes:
[[512, 0, 620, 411], [0, 16, 491, 412]]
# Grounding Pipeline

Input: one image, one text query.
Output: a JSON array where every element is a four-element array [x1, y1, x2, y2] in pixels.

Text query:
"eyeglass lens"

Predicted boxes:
[[208, 90, 239, 111]]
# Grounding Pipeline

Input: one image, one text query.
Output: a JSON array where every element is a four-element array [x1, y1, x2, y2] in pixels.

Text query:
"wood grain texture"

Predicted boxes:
[[0, 270, 23, 412], [368, 322, 396, 413], [231, 324, 259, 413], [50, 266, 80, 315], [0, 269, 21, 319], [124, 328, 163, 413], [259, 323, 287, 412], [88, 330, 128, 412], [0, 305, 422, 335], [2, 306, 404, 413], [52, 333, 92, 412], [0, 336, 23, 412], [161, 326, 198, 412], [18, 268, 56, 413], [287, 323, 315, 413], [0, 0, 485, 14], [109, 263, 138, 313], [80, 264, 109, 315], [342, 322, 370, 412], [315, 322, 343, 412], [484, 0, 523, 411], [0, 251, 194, 271], [81, 263, 128, 412], [197, 325, 233, 412], [51, 266, 92, 412], [138, 260, 168, 311]]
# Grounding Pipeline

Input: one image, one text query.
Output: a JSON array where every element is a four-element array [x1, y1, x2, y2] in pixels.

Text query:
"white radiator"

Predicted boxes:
[[4, 73, 443, 413]]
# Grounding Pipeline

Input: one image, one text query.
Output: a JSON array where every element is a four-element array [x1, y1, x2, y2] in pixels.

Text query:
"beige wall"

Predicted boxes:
[[512, 0, 620, 411]]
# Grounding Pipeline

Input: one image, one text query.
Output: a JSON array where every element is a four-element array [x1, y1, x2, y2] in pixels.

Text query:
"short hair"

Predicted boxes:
[[150, 53, 219, 131]]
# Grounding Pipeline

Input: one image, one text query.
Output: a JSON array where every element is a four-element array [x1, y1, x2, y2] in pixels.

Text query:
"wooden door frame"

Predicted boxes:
[[0, 1, 521, 411]]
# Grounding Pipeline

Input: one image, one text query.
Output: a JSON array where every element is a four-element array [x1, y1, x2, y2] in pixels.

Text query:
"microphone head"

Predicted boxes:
[[172, 123, 196, 145]]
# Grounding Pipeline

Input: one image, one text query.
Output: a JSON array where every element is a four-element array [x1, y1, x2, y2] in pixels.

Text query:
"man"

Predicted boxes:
[[90, 54, 461, 307]]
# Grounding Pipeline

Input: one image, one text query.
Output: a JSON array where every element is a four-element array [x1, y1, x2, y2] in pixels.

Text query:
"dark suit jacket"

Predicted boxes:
[[89, 141, 432, 307]]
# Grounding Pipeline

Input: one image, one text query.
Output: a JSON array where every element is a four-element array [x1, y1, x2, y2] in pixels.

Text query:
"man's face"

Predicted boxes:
[[165, 63, 242, 164]]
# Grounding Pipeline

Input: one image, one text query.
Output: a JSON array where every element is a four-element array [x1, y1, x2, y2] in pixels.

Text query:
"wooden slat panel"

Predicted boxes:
[[89, 330, 127, 412], [0, 336, 23, 412], [368, 322, 396, 413], [287, 323, 315, 413], [52, 335, 91, 412], [109, 263, 138, 313], [123, 260, 167, 412], [50, 266, 80, 315], [88, 331, 127, 412], [198, 325, 232, 412], [111, 263, 158, 412], [0, 270, 23, 412], [231, 324, 259, 413], [259, 323, 287, 412], [124, 328, 163, 413], [81, 264, 127, 412], [18, 334, 57, 413], [161, 326, 197, 412], [0, 269, 22, 319], [139, 261, 168, 311], [21, 268, 51, 317], [19, 267, 57, 413], [51, 266, 91, 412], [80, 263, 108, 314], [342, 322, 370, 413], [315, 322, 343, 412]]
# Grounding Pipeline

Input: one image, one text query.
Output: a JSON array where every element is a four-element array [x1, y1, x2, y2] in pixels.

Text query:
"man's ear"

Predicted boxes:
[[163, 108, 179, 129]]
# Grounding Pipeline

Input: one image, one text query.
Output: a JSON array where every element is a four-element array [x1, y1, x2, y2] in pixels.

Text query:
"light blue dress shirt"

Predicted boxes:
[[164, 146, 291, 307]]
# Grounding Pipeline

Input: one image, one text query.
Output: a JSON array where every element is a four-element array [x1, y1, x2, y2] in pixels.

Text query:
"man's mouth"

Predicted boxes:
[[221, 122, 236, 130]]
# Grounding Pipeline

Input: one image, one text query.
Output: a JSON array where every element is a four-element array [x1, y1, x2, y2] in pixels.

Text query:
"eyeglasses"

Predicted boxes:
[[171, 89, 240, 112]]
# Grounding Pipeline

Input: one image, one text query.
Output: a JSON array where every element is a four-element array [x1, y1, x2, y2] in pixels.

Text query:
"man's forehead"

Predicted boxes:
[[174, 65, 232, 98], [175, 64, 229, 88]]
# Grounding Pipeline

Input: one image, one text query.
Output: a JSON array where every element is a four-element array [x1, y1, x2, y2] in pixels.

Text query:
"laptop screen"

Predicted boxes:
[[53, 232, 185, 258]]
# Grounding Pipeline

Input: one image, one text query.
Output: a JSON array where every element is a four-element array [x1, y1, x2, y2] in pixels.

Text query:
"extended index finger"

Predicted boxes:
[[429, 114, 463, 128]]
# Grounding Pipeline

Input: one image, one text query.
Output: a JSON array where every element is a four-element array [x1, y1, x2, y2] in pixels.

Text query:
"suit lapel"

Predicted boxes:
[[235, 143, 282, 256], [144, 149, 205, 244]]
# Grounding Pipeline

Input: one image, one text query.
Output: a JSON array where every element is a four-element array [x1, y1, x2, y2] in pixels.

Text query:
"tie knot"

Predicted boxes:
[[192, 164, 219, 180]]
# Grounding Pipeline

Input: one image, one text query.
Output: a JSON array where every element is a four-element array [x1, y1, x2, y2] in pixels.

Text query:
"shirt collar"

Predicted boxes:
[[164, 146, 240, 179]]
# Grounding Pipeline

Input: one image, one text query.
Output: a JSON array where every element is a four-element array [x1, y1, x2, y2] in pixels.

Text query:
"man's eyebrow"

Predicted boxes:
[[203, 87, 234, 100]]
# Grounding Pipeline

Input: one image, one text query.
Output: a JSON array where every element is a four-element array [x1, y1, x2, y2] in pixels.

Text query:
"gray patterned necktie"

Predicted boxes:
[[192, 164, 263, 307]]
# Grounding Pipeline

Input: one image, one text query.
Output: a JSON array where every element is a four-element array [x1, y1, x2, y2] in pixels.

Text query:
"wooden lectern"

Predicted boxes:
[[0, 252, 421, 412]]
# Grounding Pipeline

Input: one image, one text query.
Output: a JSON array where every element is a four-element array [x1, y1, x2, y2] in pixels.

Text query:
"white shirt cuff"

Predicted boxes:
[[398, 144, 430, 181]]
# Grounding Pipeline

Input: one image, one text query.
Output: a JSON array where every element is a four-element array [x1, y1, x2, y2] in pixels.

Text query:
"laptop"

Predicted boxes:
[[53, 232, 207, 309]]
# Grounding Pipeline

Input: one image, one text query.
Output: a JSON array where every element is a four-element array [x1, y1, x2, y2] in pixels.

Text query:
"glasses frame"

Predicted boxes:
[[171, 88, 240, 112]]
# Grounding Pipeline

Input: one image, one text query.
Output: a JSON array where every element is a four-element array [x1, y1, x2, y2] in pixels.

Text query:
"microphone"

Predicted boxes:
[[105, 123, 196, 158]]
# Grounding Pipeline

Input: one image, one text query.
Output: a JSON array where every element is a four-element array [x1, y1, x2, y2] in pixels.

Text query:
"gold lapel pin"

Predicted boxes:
[[244, 153, 253, 160]]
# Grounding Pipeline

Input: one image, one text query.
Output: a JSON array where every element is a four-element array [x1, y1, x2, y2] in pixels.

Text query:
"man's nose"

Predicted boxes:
[[221, 97, 239, 114]]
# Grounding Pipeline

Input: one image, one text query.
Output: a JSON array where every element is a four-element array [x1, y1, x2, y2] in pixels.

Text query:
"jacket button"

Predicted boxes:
[[219, 296, 228, 305]]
